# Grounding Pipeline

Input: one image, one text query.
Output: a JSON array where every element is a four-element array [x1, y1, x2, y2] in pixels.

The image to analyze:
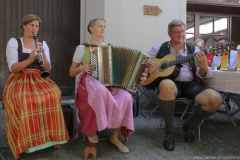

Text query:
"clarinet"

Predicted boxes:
[[32, 33, 49, 78]]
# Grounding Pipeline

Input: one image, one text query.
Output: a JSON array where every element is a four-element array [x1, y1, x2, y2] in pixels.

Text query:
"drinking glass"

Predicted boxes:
[[220, 53, 228, 71]]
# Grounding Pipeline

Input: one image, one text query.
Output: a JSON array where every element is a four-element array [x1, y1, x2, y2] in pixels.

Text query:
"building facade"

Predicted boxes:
[[1, 0, 239, 100], [187, 0, 240, 49], [80, 0, 187, 53]]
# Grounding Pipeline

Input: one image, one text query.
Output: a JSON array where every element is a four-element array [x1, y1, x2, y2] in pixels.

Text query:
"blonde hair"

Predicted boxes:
[[87, 18, 106, 34], [20, 14, 42, 30]]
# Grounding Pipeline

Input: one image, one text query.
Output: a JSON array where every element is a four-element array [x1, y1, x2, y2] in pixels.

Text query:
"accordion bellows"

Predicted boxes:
[[91, 44, 149, 93]]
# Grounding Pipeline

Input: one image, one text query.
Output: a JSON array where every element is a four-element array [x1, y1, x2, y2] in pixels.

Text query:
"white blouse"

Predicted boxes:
[[6, 37, 50, 72]]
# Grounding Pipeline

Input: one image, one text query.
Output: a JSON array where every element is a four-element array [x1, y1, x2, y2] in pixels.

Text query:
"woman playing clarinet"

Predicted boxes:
[[3, 14, 69, 158]]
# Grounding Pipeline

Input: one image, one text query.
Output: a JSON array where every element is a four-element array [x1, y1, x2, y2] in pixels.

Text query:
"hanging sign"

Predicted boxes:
[[143, 5, 162, 16]]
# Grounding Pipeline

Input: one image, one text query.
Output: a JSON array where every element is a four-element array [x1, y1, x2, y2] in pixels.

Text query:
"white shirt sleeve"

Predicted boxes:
[[212, 55, 221, 67], [42, 41, 51, 63], [146, 45, 161, 58], [72, 45, 85, 63], [196, 66, 213, 78], [229, 50, 237, 68]]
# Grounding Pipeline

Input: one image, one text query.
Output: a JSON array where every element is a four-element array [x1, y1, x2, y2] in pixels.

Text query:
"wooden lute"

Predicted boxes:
[[141, 43, 232, 88]]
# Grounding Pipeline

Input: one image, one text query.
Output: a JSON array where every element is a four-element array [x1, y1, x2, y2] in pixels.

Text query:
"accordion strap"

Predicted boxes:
[[82, 42, 98, 47]]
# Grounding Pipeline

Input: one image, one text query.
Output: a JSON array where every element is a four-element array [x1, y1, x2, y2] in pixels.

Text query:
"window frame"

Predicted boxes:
[[186, 13, 231, 48]]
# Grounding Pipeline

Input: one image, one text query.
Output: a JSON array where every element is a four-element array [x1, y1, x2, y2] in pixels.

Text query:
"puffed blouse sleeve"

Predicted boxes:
[[42, 41, 51, 63], [6, 38, 18, 72], [72, 45, 85, 63]]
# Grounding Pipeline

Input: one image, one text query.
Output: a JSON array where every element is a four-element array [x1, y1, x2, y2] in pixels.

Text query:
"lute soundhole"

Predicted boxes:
[[158, 61, 168, 71]]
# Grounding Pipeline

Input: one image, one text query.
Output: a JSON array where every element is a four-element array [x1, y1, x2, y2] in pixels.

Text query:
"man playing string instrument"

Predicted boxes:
[[145, 19, 222, 151]]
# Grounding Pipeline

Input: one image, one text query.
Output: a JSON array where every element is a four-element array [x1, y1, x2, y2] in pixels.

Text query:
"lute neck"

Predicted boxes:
[[169, 52, 197, 66]]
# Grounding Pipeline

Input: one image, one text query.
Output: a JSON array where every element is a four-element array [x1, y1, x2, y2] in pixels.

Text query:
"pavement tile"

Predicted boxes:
[[1, 98, 240, 160]]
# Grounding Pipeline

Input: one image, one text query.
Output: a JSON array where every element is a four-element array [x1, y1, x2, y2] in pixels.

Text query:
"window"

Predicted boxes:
[[186, 14, 195, 43], [186, 13, 229, 49]]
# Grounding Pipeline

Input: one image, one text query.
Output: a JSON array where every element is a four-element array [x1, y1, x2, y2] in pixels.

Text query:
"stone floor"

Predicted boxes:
[[1, 95, 240, 160]]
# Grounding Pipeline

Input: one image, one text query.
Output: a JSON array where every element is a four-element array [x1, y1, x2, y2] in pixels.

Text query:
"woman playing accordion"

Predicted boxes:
[[69, 18, 148, 154]]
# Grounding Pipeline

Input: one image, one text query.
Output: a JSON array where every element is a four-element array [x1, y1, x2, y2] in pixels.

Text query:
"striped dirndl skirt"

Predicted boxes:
[[3, 69, 69, 158]]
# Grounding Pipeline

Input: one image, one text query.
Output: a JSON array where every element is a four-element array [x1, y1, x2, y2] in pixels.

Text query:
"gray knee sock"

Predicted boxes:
[[184, 107, 215, 128], [158, 99, 175, 133]]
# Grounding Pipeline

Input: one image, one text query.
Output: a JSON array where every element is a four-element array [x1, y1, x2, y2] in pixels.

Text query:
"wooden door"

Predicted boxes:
[[0, 0, 80, 100]]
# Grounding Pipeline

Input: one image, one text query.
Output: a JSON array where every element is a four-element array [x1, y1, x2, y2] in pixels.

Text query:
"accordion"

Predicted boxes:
[[90, 44, 149, 93]]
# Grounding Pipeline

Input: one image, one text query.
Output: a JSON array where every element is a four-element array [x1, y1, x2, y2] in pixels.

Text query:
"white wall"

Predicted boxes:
[[81, 0, 186, 53]]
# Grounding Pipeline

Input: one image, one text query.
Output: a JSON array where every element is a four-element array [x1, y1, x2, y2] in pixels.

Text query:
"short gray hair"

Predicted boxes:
[[168, 19, 185, 34]]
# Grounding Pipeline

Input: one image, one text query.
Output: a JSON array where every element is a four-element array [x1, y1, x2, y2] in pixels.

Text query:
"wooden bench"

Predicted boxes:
[[84, 138, 97, 160]]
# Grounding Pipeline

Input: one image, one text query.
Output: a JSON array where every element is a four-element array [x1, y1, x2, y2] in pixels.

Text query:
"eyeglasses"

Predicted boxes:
[[217, 42, 227, 45], [171, 30, 186, 35], [217, 43, 227, 48]]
